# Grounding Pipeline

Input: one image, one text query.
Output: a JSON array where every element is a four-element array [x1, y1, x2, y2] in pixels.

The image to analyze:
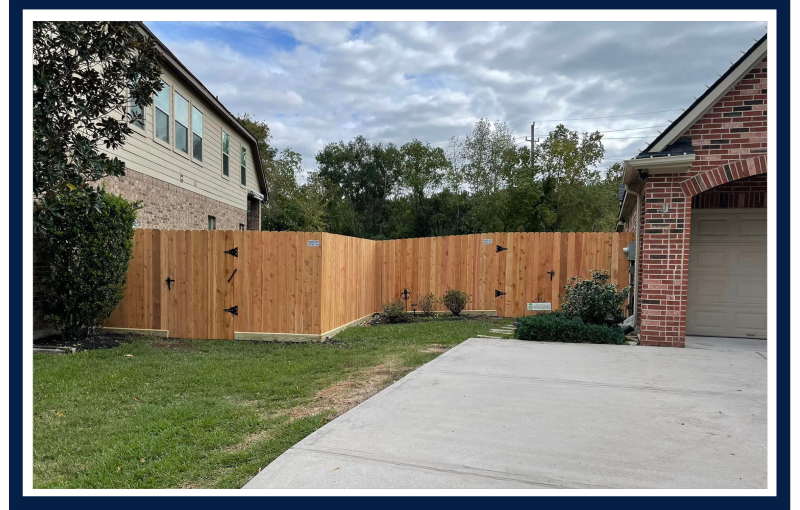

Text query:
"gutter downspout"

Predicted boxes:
[[624, 183, 642, 327]]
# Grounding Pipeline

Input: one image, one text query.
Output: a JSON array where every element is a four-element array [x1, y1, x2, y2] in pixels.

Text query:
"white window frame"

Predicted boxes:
[[172, 88, 191, 160], [191, 104, 204, 166], [240, 146, 247, 188], [221, 131, 230, 179], [128, 95, 146, 134], [152, 77, 172, 149]]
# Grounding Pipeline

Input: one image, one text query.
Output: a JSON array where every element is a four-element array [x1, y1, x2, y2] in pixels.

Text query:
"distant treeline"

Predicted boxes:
[[238, 115, 622, 239]]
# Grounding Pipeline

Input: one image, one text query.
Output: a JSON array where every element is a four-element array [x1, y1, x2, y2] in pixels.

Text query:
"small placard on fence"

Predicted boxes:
[[307, 240, 320, 247], [483, 238, 493, 244], [527, 302, 552, 311]]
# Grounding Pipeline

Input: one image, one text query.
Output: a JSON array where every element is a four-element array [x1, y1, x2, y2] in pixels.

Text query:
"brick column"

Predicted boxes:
[[247, 197, 261, 231], [638, 175, 690, 347]]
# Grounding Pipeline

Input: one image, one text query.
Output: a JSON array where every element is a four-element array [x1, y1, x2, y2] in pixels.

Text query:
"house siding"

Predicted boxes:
[[35, 60, 264, 338], [106, 65, 261, 216]]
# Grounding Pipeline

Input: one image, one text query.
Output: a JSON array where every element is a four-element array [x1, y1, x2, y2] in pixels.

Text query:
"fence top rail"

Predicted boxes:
[[132, 229, 630, 242]]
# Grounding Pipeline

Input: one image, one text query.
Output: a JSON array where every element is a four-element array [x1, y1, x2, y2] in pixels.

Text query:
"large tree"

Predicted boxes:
[[33, 21, 163, 215], [534, 124, 605, 231], [316, 136, 403, 239]]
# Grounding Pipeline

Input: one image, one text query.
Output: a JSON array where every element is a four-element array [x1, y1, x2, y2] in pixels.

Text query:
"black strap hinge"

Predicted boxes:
[[496, 245, 508, 253], [495, 289, 506, 297], [223, 305, 238, 316], [224, 247, 238, 257]]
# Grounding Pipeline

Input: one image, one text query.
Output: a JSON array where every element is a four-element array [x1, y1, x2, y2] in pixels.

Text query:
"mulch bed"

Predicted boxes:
[[34, 332, 140, 352], [362, 312, 507, 326]]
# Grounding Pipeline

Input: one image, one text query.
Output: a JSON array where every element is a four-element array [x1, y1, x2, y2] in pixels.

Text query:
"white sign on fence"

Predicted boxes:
[[483, 238, 493, 244], [527, 302, 552, 311], [307, 240, 320, 247]]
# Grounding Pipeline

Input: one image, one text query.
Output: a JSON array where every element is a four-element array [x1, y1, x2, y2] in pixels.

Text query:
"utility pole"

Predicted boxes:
[[525, 121, 535, 167]]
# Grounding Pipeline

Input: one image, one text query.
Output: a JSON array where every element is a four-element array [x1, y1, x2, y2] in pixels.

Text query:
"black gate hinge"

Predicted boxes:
[[224, 247, 238, 257], [495, 289, 506, 297], [496, 245, 508, 253], [223, 305, 238, 316]]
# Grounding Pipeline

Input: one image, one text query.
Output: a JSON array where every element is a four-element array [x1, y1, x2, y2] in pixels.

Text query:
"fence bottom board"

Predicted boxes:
[[102, 327, 169, 338], [320, 312, 378, 341], [234, 332, 320, 343]]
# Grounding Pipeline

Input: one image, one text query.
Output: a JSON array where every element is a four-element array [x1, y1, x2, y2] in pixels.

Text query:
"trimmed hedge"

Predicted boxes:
[[515, 312, 626, 345]]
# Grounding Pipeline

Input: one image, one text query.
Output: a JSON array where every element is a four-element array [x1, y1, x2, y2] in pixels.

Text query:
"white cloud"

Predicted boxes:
[[148, 21, 767, 171]]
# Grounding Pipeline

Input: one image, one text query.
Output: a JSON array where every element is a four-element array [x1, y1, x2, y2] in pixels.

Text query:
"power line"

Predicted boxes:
[[533, 108, 683, 123], [437, 106, 681, 147]]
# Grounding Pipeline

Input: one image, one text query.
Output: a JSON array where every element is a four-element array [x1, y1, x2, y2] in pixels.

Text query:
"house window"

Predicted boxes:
[[129, 97, 144, 130], [222, 132, 229, 176], [208, 216, 216, 231], [154, 81, 170, 143], [239, 223, 245, 231], [240, 147, 247, 186], [192, 106, 203, 162], [174, 92, 189, 154]]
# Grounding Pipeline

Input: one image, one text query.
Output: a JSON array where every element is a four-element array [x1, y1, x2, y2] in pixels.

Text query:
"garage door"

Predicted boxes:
[[687, 209, 767, 338]]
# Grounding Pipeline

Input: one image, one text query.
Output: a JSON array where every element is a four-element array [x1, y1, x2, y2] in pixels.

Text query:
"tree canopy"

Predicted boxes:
[[239, 116, 621, 239]]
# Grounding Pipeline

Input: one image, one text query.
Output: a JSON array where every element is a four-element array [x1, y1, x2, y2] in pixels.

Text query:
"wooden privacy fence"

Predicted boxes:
[[382, 232, 633, 318], [106, 230, 633, 340]]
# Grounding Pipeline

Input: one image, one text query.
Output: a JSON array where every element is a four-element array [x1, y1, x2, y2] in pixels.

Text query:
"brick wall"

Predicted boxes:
[[691, 173, 766, 209], [632, 57, 768, 347], [247, 197, 261, 231], [100, 168, 248, 231]]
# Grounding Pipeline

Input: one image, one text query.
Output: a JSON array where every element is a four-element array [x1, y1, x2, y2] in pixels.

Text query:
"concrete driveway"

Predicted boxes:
[[245, 338, 767, 489]]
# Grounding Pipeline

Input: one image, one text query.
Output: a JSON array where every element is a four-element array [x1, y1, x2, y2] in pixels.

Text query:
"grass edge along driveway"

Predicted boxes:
[[33, 317, 513, 489]]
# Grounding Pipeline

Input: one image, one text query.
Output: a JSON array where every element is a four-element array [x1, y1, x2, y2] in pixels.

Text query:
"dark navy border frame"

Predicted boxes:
[[7, 0, 791, 510]]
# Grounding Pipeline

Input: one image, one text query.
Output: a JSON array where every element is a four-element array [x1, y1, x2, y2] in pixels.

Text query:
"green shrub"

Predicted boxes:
[[417, 293, 438, 317], [561, 270, 630, 327], [382, 299, 410, 323], [515, 312, 625, 345], [36, 190, 140, 342], [441, 289, 471, 316]]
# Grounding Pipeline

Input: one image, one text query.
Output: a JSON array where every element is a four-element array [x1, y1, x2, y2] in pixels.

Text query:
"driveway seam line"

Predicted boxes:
[[420, 368, 763, 399], [290, 446, 615, 489]]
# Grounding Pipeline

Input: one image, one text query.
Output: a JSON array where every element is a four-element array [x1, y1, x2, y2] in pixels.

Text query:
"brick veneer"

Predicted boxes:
[[99, 168, 249, 231], [631, 57, 768, 347]]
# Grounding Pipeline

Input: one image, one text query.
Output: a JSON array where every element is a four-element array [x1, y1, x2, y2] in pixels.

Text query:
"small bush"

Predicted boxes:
[[417, 293, 438, 316], [515, 312, 625, 345], [36, 190, 140, 342], [441, 289, 471, 316], [382, 299, 410, 323], [561, 270, 630, 327]]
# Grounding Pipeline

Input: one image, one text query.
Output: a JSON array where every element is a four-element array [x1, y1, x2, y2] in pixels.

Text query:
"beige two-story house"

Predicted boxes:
[[102, 23, 268, 231]]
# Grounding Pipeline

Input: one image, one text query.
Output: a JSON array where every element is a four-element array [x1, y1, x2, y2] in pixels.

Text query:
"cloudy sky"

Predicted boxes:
[[146, 20, 766, 174]]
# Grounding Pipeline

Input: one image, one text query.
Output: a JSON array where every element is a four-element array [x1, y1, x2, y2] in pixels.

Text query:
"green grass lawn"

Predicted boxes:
[[33, 317, 513, 489]]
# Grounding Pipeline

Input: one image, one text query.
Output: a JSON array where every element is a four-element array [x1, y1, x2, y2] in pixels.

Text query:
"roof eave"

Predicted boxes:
[[137, 22, 269, 198], [646, 34, 767, 153], [622, 154, 696, 185]]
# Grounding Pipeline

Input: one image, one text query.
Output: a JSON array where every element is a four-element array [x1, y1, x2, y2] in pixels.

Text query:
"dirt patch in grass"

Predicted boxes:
[[421, 344, 449, 354], [278, 359, 409, 422], [148, 338, 197, 352], [225, 429, 275, 454]]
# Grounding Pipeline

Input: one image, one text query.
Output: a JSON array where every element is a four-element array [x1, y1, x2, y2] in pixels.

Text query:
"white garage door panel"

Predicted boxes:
[[687, 210, 767, 339]]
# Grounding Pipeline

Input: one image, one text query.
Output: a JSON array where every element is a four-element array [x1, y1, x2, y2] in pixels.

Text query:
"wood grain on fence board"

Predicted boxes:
[[106, 230, 634, 339]]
